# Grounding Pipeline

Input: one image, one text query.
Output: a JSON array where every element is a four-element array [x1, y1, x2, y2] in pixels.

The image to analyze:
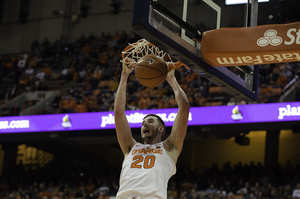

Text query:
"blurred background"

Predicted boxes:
[[0, 0, 300, 199]]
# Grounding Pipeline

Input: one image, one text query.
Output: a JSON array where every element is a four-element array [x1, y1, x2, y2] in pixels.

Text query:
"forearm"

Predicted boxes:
[[114, 72, 129, 114], [165, 72, 190, 158], [167, 78, 189, 108]]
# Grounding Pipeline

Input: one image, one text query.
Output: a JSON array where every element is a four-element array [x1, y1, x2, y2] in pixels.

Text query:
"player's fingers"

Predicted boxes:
[[124, 58, 135, 68], [167, 62, 175, 70], [166, 62, 172, 69], [167, 62, 177, 71]]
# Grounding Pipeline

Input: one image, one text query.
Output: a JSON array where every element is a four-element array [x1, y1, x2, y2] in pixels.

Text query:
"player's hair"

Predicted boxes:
[[143, 114, 166, 137]]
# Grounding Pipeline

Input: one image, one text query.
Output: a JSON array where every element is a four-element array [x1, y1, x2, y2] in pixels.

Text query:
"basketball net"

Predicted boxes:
[[121, 39, 189, 71]]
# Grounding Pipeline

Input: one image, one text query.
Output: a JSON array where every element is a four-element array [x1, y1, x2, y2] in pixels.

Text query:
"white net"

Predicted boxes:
[[121, 39, 174, 65]]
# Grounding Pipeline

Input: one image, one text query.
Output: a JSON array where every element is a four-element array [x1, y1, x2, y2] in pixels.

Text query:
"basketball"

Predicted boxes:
[[134, 54, 168, 88]]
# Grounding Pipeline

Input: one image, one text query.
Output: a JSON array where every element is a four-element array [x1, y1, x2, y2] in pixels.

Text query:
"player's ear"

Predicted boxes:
[[158, 126, 164, 133]]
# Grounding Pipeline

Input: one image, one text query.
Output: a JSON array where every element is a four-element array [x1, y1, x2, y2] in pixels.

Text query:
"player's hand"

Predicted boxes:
[[166, 63, 176, 81], [168, 61, 183, 71], [122, 58, 135, 75]]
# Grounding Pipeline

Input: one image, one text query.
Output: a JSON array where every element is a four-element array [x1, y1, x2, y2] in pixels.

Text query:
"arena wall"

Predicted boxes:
[[178, 130, 300, 172]]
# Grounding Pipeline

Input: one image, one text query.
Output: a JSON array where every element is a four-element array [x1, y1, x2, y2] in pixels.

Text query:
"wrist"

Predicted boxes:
[[121, 71, 130, 77], [166, 76, 176, 83]]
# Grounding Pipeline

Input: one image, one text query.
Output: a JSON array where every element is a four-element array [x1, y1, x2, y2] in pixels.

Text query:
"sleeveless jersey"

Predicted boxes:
[[116, 142, 176, 199]]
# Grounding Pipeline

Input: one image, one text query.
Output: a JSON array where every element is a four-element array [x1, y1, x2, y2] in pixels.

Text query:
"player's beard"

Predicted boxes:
[[142, 126, 159, 143]]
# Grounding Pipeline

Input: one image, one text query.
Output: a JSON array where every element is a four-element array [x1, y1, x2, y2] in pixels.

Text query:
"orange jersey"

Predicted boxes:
[[117, 142, 176, 199]]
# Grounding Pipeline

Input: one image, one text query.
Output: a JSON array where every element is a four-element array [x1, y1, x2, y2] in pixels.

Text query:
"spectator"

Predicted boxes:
[[17, 55, 26, 71], [75, 185, 86, 199], [18, 73, 29, 92], [224, 181, 233, 195], [61, 65, 73, 81], [90, 66, 102, 88], [43, 102, 55, 114], [138, 94, 151, 109], [99, 101, 111, 112], [126, 81, 137, 95], [206, 184, 217, 194], [38, 187, 50, 199], [234, 190, 246, 199], [99, 183, 109, 196], [28, 54, 38, 68], [10, 101, 20, 116], [98, 190, 109, 199], [98, 52, 109, 68], [227, 97, 236, 106], [216, 186, 227, 199], [281, 64, 293, 82], [85, 179, 95, 195], [284, 184, 293, 198], [24, 65, 35, 90], [185, 70, 199, 87], [108, 77, 118, 92], [168, 94, 177, 108], [293, 183, 300, 198], [239, 182, 251, 195], [269, 67, 280, 85], [259, 64, 272, 84], [87, 100, 99, 112], [148, 98, 159, 109], [181, 181, 195, 199], [35, 69, 47, 91], [252, 182, 264, 195], [60, 94, 76, 113], [81, 42, 92, 54], [1, 104, 11, 116], [200, 81, 210, 98], [276, 71, 288, 88], [42, 63, 52, 81], [51, 53, 62, 70], [75, 99, 88, 113], [5, 55, 15, 72], [159, 96, 172, 109], [31, 39, 40, 53]]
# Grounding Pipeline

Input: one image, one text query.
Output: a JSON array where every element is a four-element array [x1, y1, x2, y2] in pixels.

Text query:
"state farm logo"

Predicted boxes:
[[257, 29, 283, 47]]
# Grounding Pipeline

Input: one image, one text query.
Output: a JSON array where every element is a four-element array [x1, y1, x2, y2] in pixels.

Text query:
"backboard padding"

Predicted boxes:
[[132, 0, 259, 102]]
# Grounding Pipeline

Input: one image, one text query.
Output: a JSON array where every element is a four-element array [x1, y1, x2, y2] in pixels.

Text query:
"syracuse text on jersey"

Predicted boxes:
[[131, 145, 163, 155]]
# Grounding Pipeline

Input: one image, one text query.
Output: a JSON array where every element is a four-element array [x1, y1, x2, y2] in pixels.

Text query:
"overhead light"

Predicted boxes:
[[226, 0, 269, 5]]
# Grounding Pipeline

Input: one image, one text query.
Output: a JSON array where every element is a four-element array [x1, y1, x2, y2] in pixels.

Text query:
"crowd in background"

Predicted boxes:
[[0, 160, 299, 199], [0, 31, 299, 199], [0, 30, 299, 117], [0, 31, 299, 197], [0, 3, 300, 199]]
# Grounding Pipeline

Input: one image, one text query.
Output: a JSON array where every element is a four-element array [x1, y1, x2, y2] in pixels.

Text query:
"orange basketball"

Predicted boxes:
[[134, 54, 168, 88]]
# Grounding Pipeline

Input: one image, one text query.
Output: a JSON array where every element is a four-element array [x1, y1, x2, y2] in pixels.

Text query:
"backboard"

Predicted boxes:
[[131, 0, 269, 102]]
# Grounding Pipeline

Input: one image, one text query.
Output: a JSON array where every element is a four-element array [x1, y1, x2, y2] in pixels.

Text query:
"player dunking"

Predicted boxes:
[[114, 59, 190, 199]]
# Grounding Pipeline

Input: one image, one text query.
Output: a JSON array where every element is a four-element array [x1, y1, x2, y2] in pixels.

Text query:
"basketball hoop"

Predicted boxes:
[[121, 39, 189, 71]]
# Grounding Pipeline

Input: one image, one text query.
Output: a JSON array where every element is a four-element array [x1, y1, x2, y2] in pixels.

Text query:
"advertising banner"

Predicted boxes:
[[201, 21, 300, 66], [0, 102, 300, 133]]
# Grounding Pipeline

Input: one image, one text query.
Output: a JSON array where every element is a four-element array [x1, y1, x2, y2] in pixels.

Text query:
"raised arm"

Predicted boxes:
[[163, 69, 190, 162], [114, 61, 136, 155]]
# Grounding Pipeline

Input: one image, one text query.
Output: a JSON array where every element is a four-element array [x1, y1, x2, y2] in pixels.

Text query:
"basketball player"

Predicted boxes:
[[114, 60, 190, 199]]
